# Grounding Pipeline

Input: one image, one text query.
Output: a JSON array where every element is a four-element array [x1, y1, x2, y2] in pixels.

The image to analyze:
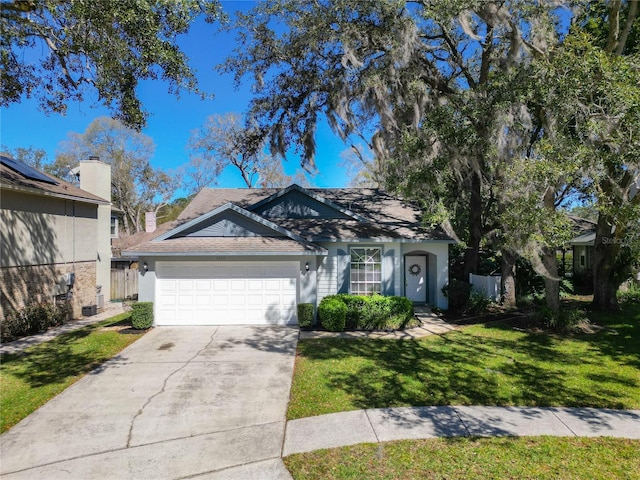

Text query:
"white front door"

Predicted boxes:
[[405, 256, 427, 303]]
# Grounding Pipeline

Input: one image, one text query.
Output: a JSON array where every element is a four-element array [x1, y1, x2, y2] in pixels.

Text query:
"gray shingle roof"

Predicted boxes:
[[123, 236, 326, 256], [1, 157, 109, 205], [177, 187, 452, 241], [125, 185, 453, 256]]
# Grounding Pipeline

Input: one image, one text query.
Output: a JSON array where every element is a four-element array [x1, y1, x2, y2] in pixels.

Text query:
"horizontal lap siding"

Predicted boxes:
[[316, 255, 337, 303]]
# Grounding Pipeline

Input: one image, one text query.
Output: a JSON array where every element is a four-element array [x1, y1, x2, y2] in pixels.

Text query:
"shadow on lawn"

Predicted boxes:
[[484, 302, 640, 369], [298, 311, 636, 411], [0, 326, 133, 388]]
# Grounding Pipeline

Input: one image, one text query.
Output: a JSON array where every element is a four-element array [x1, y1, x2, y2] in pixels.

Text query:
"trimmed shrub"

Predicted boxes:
[[1, 302, 69, 343], [442, 279, 472, 310], [334, 294, 415, 330], [131, 302, 154, 330], [297, 303, 314, 328], [387, 296, 415, 329], [318, 296, 347, 332], [336, 294, 367, 329]]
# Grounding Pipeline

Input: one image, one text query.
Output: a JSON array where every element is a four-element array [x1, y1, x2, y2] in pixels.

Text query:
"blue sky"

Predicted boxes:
[[0, 1, 350, 189]]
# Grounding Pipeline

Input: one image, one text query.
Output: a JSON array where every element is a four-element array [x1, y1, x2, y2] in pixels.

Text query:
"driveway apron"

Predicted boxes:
[[1, 326, 298, 480]]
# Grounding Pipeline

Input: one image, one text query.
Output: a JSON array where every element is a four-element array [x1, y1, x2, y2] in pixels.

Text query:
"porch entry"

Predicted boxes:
[[405, 255, 428, 303]]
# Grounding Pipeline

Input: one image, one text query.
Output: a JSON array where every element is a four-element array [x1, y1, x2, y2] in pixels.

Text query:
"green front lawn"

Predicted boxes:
[[0, 314, 146, 433], [288, 303, 640, 420], [284, 437, 640, 480]]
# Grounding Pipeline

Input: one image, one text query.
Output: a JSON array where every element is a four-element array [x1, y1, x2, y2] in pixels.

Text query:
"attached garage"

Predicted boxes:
[[155, 261, 299, 326]]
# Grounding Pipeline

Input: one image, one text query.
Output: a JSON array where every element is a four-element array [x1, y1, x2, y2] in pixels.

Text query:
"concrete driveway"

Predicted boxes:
[[1, 326, 298, 479]]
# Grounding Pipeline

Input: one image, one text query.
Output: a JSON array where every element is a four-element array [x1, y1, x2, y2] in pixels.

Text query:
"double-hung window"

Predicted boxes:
[[350, 247, 382, 295], [110, 216, 119, 239]]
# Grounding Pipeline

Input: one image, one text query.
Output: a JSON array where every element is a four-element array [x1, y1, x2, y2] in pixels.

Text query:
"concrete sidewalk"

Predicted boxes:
[[0, 302, 126, 356], [283, 406, 640, 455]]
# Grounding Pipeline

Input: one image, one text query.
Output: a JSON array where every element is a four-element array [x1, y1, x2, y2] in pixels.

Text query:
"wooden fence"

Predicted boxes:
[[110, 269, 138, 301]]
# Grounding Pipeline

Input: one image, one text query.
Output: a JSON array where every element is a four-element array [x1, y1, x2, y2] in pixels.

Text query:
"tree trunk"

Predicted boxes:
[[542, 245, 560, 312], [592, 213, 621, 311], [463, 170, 482, 280], [542, 188, 559, 312], [500, 248, 517, 307]]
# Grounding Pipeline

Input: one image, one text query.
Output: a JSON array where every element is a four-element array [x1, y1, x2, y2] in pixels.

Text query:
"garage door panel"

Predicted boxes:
[[156, 261, 299, 326], [160, 280, 177, 292], [195, 295, 211, 306], [212, 295, 228, 306], [247, 295, 263, 306], [213, 280, 228, 290]]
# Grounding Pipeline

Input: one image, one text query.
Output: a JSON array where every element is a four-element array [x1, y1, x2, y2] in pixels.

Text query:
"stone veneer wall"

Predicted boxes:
[[0, 261, 97, 321]]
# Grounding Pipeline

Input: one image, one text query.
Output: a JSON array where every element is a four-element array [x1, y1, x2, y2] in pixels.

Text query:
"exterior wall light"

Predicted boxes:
[[305, 262, 310, 272], [143, 262, 149, 271]]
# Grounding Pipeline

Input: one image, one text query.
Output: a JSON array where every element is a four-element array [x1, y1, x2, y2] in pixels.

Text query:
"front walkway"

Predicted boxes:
[[0, 302, 126, 356], [283, 405, 640, 455]]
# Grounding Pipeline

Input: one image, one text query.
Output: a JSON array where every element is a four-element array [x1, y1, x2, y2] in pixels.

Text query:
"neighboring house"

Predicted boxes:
[[0, 155, 111, 320], [567, 215, 598, 278], [123, 184, 455, 326]]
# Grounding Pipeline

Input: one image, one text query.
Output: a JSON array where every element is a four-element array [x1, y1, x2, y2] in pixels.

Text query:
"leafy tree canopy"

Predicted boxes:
[[54, 117, 179, 234], [1, 0, 224, 129]]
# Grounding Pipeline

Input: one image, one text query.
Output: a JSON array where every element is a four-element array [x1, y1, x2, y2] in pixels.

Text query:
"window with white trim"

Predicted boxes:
[[350, 247, 382, 295], [110, 216, 118, 238]]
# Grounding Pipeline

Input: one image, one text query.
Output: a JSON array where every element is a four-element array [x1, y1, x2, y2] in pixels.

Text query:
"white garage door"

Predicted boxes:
[[156, 261, 298, 325]]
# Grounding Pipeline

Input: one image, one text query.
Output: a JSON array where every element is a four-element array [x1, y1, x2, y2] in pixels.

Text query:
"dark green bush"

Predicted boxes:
[[618, 282, 640, 304], [297, 303, 314, 328], [387, 296, 414, 329], [442, 279, 472, 310], [333, 294, 414, 330], [131, 302, 154, 330], [1, 302, 69, 343], [318, 296, 347, 332], [336, 294, 367, 329], [468, 290, 492, 314]]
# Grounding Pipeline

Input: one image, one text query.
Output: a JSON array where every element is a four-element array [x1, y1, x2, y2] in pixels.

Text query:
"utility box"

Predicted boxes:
[[82, 305, 97, 316]]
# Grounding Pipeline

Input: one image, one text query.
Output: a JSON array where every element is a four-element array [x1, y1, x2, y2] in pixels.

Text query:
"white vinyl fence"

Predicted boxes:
[[469, 273, 501, 301]]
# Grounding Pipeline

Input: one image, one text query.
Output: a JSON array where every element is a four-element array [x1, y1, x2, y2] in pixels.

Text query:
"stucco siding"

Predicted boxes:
[[1, 190, 98, 268]]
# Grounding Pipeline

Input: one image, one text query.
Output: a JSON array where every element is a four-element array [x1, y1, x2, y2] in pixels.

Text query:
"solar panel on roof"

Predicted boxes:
[[0, 154, 59, 185]]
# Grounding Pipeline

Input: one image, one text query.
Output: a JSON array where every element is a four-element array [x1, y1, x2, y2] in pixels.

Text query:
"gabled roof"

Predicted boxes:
[[0, 154, 109, 205], [569, 232, 596, 246], [568, 216, 597, 246], [124, 203, 327, 256], [123, 184, 454, 257], [174, 186, 453, 242], [248, 184, 369, 222]]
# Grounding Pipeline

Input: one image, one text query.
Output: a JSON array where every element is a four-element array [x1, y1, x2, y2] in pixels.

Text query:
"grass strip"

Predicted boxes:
[[0, 313, 146, 433], [284, 436, 640, 480]]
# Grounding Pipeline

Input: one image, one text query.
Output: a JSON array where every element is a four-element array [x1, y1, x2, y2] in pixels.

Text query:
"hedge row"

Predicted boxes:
[[318, 294, 414, 332], [1, 302, 69, 343]]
